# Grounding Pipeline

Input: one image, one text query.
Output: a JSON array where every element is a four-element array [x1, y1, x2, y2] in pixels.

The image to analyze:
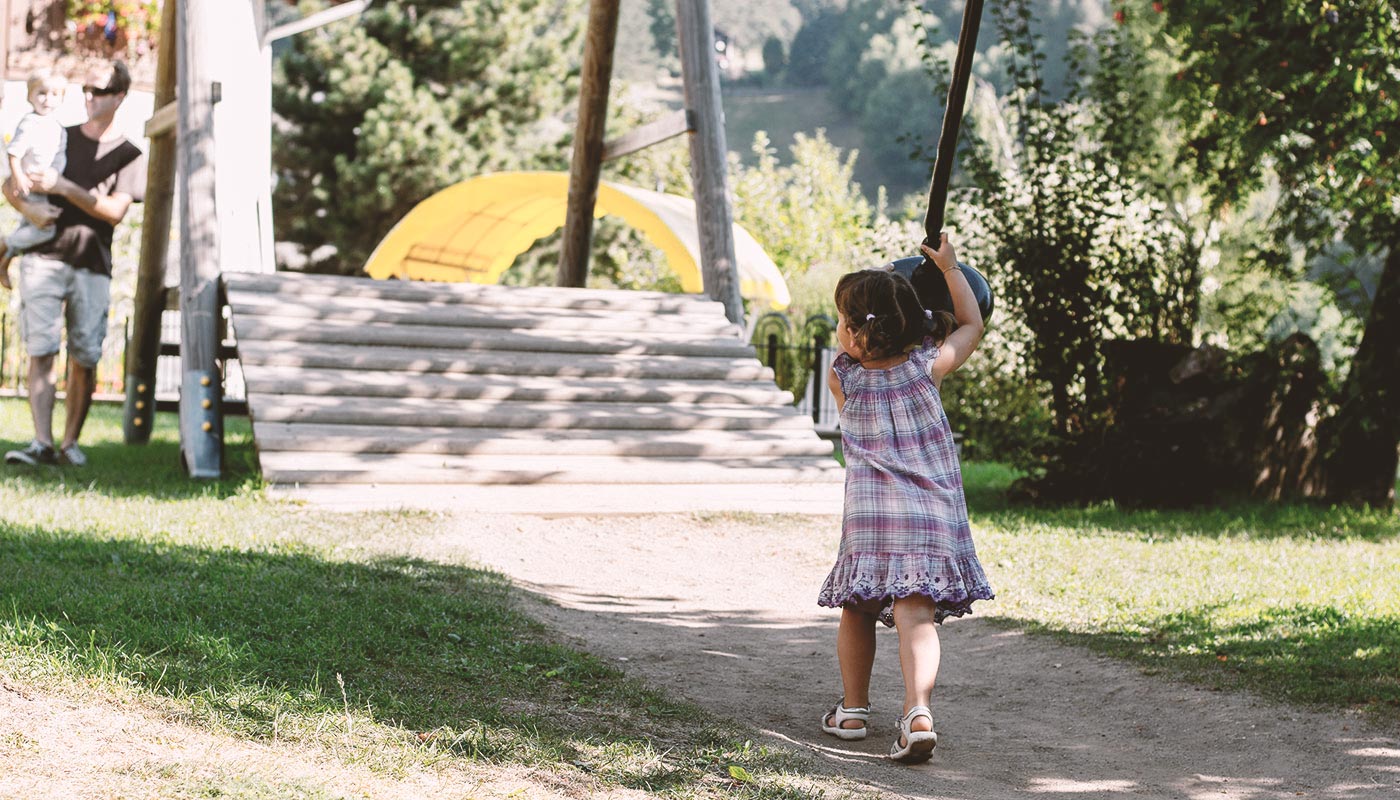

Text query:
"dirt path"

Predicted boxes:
[[426, 513, 1400, 800]]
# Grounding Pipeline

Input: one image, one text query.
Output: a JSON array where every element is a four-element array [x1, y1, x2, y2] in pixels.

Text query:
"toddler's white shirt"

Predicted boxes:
[[9, 113, 67, 177]]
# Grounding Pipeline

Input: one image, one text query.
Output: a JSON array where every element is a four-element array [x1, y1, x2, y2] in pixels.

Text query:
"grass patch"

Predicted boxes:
[[963, 461, 1400, 722], [0, 400, 866, 798]]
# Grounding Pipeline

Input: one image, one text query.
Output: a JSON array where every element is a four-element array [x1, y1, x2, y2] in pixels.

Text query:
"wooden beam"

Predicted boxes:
[[123, 0, 178, 444], [1, 0, 12, 83], [557, 0, 621, 288], [602, 109, 695, 161], [143, 100, 178, 138], [675, 0, 743, 326], [177, 0, 224, 478], [262, 0, 370, 45]]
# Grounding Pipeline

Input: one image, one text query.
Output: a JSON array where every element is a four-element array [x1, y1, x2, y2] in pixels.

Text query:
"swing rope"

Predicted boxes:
[[922, 0, 985, 246], [895, 0, 994, 323]]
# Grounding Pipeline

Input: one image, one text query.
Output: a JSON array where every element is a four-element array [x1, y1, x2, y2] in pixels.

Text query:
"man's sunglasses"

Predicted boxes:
[[82, 85, 122, 97]]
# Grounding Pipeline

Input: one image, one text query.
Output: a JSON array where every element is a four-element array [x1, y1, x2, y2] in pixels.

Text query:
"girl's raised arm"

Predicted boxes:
[[827, 360, 846, 414], [919, 234, 984, 384]]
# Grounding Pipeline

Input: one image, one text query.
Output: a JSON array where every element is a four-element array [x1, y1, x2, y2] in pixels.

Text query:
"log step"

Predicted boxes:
[[254, 423, 835, 458], [236, 341, 776, 381], [244, 367, 793, 406], [267, 483, 845, 515], [227, 293, 741, 336], [225, 272, 724, 315], [259, 451, 845, 485], [248, 394, 814, 431], [231, 316, 754, 358]]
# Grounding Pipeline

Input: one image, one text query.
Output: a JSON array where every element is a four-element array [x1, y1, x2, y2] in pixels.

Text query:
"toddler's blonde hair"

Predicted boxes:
[[26, 67, 66, 95]]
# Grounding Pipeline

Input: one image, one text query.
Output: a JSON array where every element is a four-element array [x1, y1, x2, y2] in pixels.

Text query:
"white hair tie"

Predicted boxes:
[[923, 309, 933, 320], [865, 313, 876, 321]]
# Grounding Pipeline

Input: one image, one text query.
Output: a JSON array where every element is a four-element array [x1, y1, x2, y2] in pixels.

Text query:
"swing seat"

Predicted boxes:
[[887, 255, 995, 325]]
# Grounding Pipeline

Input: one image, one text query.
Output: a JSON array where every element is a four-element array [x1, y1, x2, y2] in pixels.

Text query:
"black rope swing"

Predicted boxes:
[[890, 0, 995, 324]]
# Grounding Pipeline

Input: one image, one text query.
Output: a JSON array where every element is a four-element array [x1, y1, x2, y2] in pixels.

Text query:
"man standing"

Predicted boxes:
[[2, 60, 146, 467]]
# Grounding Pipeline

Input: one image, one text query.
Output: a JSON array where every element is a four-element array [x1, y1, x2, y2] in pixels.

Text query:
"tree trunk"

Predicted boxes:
[[1312, 237, 1400, 508]]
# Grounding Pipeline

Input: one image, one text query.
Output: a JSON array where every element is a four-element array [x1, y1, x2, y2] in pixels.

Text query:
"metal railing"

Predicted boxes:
[[751, 311, 840, 434]]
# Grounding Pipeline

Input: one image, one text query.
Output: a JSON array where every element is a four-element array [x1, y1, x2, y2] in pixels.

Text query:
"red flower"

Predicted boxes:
[[1114, 9, 1126, 23], [1152, 1, 1164, 12]]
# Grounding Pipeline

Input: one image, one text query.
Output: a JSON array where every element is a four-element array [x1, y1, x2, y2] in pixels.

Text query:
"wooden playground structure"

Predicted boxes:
[[125, 0, 845, 511]]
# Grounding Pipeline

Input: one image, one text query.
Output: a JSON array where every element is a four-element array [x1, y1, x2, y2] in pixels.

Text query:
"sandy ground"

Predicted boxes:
[[418, 512, 1400, 800]]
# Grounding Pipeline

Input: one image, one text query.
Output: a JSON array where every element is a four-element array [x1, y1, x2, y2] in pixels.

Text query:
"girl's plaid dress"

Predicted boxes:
[[818, 339, 994, 624]]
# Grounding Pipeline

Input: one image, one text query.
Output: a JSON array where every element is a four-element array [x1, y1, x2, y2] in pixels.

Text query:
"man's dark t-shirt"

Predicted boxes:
[[30, 125, 146, 277]]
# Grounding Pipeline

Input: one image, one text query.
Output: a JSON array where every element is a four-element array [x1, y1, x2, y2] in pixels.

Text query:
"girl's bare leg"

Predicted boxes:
[[834, 605, 878, 730], [891, 595, 939, 733]]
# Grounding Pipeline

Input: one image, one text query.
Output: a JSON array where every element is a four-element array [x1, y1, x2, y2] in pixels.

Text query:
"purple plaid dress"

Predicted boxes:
[[818, 338, 993, 624]]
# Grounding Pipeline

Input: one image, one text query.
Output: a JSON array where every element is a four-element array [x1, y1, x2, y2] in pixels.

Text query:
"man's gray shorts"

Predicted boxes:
[[18, 255, 111, 368]]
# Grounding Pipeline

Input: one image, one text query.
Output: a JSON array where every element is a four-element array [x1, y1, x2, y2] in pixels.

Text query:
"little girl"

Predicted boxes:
[[817, 233, 994, 764]]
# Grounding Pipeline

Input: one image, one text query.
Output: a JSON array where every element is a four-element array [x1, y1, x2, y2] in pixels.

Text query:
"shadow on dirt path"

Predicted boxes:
[[430, 513, 1400, 800]]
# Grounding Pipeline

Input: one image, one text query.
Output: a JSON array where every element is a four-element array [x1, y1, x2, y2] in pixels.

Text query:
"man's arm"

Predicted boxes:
[[1, 176, 61, 228], [41, 173, 133, 226], [7, 154, 33, 196]]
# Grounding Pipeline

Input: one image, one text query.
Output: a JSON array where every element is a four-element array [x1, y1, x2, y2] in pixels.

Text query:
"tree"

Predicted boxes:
[[1157, 0, 1400, 507], [271, 0, 583, 275], [762, 35, 787, 81], [784, 7, 843, 87], [929, 0, 1198, 488], [646, 0, 676, 61]]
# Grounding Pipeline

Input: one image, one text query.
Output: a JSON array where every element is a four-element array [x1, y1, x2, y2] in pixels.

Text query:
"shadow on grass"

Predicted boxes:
[[0, 523, 821, 796], [1003, 603, 1400, 718]]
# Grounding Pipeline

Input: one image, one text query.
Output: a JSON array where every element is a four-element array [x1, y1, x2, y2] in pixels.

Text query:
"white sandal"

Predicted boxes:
[[820, 699, 871, 741], [888, 705, 937, 763]]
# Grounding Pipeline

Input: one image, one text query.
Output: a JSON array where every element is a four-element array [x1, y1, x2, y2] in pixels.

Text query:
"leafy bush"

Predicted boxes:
[[919, 0, 1201, 489]]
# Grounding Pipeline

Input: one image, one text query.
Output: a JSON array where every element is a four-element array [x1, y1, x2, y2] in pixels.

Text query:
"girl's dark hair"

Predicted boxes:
[[834, 269, 956, 360]]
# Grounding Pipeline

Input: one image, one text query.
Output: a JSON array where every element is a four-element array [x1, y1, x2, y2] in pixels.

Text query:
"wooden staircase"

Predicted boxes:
[[223, 272, 844, 513]]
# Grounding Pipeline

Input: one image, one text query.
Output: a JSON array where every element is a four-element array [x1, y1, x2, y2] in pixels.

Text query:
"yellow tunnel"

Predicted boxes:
[[362, 171, 791, 309]]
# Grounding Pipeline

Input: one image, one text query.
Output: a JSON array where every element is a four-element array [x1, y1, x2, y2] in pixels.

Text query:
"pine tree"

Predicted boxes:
[[272, 0, 584, 274]]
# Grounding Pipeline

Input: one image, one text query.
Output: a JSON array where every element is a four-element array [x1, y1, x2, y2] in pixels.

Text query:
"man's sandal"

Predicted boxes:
[[820, 699, 871, 741], [889, 705, 937, 764]]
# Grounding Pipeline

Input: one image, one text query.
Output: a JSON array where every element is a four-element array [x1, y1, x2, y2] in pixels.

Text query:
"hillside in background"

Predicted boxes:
[[615, 0, 1107, 203], [615, 0, 803, 81]]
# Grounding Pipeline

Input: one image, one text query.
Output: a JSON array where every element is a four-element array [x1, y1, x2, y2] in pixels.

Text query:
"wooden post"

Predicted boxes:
[[674, 0, 743, 327], [123, 0, 178, 443], [558, 0, 621, 288], [1, 0, 12, 82], [177, 0, 222, 478]]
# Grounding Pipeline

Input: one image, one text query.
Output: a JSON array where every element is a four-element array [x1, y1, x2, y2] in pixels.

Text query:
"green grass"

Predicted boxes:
[[0, 400, 865, 798], [962, 462, 1400, 722]]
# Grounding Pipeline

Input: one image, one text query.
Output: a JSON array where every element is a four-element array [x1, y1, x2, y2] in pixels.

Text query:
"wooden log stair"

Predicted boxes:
[[224, 272, 844, 513]]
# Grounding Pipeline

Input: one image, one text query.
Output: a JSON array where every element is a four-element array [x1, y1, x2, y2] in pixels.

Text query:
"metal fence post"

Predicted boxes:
[[810, 334, 824, 424]]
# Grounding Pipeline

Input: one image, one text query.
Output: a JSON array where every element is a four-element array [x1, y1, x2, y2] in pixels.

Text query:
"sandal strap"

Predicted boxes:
[[898, 705, 932, 728], [827, 700, 871, 724]]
